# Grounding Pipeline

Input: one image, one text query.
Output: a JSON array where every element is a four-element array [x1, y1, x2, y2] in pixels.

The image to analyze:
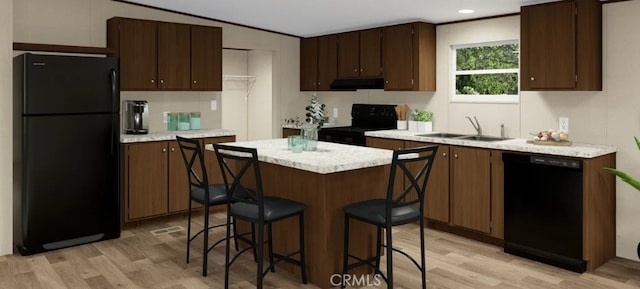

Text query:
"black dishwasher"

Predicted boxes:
[[503, 153, 586, 273]]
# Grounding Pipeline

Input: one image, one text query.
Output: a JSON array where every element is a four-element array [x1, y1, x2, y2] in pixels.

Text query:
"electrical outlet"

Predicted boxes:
[[559, 117, 569, 134], [163, 112, 169, 124], [333, 108, 338, 118], [211, 100, 217, 111]]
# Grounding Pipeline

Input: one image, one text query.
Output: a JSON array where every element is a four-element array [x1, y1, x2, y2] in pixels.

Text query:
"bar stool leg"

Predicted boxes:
[[420, 217, 427, 289], [256, 221, 265, 289], [373, 226, 382, 276], [341, 215, 350, 289], [386, 224, 393, 289], [299, 212, 308, 284], [224, 212, 232, 289], [186, 200, 192, 264], [202, 203, 209, 277], [268, 223, 275, 272]]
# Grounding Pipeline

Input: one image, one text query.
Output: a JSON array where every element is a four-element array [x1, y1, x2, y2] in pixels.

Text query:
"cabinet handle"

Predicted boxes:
[[360, 68, 363, 72], [354, 68, 357, 72], [151, 79, 155, 83], [530, 76, 535, 81], [313, 82, 316, 85], [385, 80, 389, 84], [171, 147, 175, 152], [193, 80, 197, 84], [162, 148, 167, 152], [318, 82, 320, 86], [454, 154, 458, 159], [160, 79, 164, 84], [442, 152, 447, 157]]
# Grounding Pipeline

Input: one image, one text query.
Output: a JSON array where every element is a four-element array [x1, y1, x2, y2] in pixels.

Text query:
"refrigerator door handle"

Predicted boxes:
[[110, 69, 118, 110], [110, 69, 117, 156]]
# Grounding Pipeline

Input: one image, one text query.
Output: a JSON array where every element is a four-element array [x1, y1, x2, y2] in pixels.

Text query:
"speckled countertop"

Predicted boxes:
[[282, 123, 350, 129], [120, 129, 236, 143], [205, 139, 393, 174], [365, 130, 618, 158]]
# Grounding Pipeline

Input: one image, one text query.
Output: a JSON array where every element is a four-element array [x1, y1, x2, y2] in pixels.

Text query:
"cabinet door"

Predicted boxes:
[[359, 28, 382, 78], [406, 141, 449, 223], [523, 1, 576, 89], [203, 136, 236, 185], [127, 142, 168, 219], [365, 137, 404, 198], [317, 35, 338, 91], [282, 128, 301, 138], [157, 22, 191, 90], [383, 24, 414, 90], [119, 19, 157, 90], [300, 37, 318, 91], [451, 146, 491, 233], [168, 140, 192, 213], [191, 25, 222, 90], [337, 31, 360, 78]]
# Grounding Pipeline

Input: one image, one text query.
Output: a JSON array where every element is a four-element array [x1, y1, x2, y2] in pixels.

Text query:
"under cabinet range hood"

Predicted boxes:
[[330, 78, 384, 90]]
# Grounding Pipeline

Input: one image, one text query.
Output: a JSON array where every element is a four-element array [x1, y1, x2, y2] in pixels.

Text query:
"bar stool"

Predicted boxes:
[[213, 144, 307, 289], [176, 136, 253, 277], [341, 145, 438, 289]]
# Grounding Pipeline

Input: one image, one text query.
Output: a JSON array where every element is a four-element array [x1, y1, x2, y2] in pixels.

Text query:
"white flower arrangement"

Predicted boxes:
[[305, 93, 326, 128]]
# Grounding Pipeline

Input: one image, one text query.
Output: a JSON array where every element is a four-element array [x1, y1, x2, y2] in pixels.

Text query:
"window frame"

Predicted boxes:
[[450, 40, 520, 104]]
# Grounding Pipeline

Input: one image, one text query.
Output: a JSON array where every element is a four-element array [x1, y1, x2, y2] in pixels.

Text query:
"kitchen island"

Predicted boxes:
[[206, 139, 395, 289]]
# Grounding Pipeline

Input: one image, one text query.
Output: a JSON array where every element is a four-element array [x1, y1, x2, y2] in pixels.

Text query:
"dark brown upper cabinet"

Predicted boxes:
[[300, 35, 337, 91], [107, 17, 222, 91], [337, 29, 382, 79], [520, 0, 602, 91], [108, 18, 157, 90], [191, 25, 222, 91], [300, 37, 319, 91], [383, 22, 436, 91], [157, 22, 191, 90]]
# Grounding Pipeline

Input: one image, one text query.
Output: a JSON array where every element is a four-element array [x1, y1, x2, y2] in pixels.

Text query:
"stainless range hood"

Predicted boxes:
[[330, 78, 384, 90]]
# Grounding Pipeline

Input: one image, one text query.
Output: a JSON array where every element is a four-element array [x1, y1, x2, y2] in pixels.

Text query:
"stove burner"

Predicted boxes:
[[319, 104, 398, 146]]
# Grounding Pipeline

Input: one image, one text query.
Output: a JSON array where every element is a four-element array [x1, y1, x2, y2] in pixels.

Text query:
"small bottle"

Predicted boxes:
[[411, 109, 418, 121], [178, 112, 190, 130], [190, 112, 201, 130], [167, 113, 178, 131]]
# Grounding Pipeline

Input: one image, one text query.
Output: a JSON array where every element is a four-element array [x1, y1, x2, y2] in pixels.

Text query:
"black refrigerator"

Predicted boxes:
[[13, 53, 121, 255]]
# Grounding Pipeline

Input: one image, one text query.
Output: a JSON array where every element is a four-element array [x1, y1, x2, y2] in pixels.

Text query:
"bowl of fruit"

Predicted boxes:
[[528, 129, 571, 146]]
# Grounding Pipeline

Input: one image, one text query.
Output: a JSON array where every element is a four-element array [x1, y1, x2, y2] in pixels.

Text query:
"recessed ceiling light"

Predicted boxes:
[[458, 9, 475, 14]]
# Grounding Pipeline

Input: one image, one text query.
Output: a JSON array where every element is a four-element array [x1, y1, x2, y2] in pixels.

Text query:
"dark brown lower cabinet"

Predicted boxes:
[[122, 135, 235, 222]]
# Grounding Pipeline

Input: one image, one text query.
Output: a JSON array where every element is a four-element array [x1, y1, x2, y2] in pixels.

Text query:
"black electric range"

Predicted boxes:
[[318, 104, 398, 146]]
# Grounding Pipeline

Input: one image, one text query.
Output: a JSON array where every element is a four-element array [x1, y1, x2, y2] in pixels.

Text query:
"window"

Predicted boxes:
[[451, 40, 519, 103]]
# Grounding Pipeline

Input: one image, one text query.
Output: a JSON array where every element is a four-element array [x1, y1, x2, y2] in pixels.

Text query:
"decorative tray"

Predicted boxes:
[[526, 140, 572, 146]]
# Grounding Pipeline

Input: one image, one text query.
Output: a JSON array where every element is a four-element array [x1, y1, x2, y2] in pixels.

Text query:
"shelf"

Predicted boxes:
[[223, 75, 256, 81], [223, 75, 256, 98]]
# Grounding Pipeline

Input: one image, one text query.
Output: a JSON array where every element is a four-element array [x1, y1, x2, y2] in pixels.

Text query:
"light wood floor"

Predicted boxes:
[[1, 211, 639, 289]]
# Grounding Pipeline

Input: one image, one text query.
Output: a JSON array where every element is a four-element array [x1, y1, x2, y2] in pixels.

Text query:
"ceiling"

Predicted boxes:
[[123, 0, 561, 37]]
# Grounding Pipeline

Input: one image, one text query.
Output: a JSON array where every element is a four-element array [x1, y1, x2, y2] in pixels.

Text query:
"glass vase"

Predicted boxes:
[[301, 126, 318, 151]]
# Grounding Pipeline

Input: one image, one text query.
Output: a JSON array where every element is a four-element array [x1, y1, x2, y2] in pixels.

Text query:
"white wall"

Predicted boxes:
[[604, 1, 640, 260], [247, 50, 273, 140], [1, 0, 13, 256], [222, 49, 249, 141]]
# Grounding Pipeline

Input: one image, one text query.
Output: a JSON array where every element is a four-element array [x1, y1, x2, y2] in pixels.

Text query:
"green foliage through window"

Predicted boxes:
[[453, 41, 519, 101]]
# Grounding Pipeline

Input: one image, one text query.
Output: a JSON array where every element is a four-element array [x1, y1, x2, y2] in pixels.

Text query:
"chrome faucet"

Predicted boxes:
[[465, 116, 482, 136]]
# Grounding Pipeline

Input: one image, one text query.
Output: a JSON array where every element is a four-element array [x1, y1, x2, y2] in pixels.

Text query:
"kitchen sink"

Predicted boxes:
[[455, 135, 511, 142], [416, 132, 467, 138]]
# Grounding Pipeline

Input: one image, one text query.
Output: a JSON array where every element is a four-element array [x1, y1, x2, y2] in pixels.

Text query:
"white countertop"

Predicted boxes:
[[282, 123, 350, 129], [205, 138, 393, 174], [365, 130, 618, 158], [120, 129, 236, 143]]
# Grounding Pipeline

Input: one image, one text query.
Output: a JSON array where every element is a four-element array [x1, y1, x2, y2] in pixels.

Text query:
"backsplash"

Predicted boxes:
[[120, 91, 222, 133]]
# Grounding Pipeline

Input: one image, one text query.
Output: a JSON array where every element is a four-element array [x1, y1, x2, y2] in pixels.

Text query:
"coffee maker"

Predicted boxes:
[[124, 100, 149, 134]]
